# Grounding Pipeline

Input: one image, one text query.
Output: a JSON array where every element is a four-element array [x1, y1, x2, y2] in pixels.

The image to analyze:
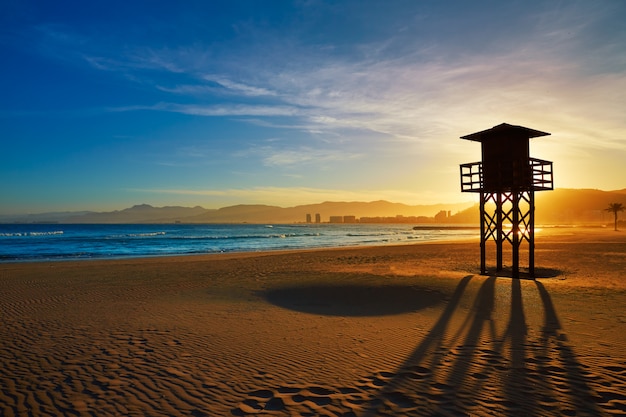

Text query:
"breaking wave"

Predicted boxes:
[[0, 231, 64, 237]]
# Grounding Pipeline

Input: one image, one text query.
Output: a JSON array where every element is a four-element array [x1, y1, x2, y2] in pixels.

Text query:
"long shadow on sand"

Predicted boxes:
[[236, 273, 614, 416], [359, 274, 606, 416]]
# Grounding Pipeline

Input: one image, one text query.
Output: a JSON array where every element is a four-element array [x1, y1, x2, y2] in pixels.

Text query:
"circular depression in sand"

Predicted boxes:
[[262, 284, 447, 316]]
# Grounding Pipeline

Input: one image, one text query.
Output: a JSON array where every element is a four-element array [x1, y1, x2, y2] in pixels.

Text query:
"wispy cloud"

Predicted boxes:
[[259, 147, 363, 167], [155, 84, 219, 95], [166, 103, 300, 117], [156, 76, 278, 97], [111, 102, 301, 117], [202, 75, 277, 97]]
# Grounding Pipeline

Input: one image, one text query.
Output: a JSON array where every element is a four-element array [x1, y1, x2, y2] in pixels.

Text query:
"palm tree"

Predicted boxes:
[[605, 203, 625, 231]]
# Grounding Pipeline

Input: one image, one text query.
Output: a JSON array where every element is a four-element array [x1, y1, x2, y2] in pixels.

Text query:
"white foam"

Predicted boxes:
[[0, 231, 64, 237]]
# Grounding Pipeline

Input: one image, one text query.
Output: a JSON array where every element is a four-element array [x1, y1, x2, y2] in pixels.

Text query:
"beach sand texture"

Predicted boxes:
[[1, 228, 625, 416]]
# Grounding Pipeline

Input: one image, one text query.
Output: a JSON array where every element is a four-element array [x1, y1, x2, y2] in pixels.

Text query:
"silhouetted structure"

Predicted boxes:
[[460, 123, 553, 278]]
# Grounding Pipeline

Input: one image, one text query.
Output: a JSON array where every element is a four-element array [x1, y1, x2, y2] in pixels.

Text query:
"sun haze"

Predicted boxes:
[[1, 1, 625, 214]]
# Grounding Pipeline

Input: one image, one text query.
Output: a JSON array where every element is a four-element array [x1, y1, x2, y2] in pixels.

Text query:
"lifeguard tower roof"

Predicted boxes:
[[461, 123, 550, 142]]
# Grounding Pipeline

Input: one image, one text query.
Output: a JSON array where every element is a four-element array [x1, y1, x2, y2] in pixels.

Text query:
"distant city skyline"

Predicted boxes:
[[1, 1, 625, 215]]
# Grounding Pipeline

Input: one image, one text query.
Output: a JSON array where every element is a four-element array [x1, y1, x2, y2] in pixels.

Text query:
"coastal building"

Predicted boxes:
[[315, 213, 321, 223], [306, 214, 312, 223], [329, 216, 343, 223], [343, 215, 357, 223]]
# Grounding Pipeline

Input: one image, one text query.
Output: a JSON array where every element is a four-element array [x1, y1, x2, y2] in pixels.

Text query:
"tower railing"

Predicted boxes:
[[460, 157, 553, 192], [459, 162, 483, 192], [529, 157, 553, 190]]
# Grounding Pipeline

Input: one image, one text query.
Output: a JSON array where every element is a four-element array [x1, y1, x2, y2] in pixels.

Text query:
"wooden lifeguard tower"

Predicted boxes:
[[460, 123, 553, 278]]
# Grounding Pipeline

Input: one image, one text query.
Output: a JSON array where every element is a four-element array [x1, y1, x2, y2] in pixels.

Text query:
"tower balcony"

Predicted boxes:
[[460, 157, 553, 192]]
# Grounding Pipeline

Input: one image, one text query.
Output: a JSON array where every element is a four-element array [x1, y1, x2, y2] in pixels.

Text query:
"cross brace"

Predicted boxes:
[[479, 190, 535, 278]]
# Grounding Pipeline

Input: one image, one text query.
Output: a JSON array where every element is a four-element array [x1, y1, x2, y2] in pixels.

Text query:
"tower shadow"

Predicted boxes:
[[235, 272, 615, 416], [360, 275, 605, 416]]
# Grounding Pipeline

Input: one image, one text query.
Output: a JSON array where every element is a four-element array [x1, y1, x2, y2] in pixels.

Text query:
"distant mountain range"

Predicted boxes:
[[449, 188, 626, 225], [2, 188, 625, 225], [1, 201, 473, 224], [534, 188, 626, 224]]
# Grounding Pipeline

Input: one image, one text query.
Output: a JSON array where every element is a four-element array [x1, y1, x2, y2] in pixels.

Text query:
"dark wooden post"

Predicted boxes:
[[496, 192, 503, 271], [512, 191, 520, 278], [480, 192, 486, 275], [529, 190, 535, 278]]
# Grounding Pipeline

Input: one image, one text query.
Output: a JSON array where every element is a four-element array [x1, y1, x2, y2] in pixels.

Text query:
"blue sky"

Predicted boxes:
[[1, 0, 625, 214]]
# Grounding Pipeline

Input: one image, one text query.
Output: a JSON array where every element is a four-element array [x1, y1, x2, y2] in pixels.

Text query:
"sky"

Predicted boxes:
[[1, 0, 625, 214]]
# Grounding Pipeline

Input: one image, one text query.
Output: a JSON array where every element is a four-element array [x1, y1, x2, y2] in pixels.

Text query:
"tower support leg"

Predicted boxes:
[[480, 192, 486, 275], [496, 192, 503, 271], [512, 191, 520, 278], [529, 191, 535, 279]]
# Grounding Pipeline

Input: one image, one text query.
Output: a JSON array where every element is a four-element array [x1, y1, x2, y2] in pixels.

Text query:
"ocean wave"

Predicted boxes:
[[0, 231, 64, 237], [167, 232, 320, 240], [107, 232, 167, 238], [127, 232, 166, 237], [346, 232, 394, 237]]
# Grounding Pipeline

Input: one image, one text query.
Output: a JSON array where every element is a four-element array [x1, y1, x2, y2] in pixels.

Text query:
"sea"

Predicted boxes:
[[0, 223, 479, 263]]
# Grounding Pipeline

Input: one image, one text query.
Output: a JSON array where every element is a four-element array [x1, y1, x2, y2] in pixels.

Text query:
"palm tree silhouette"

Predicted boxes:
[[605, 202, 625, 231]]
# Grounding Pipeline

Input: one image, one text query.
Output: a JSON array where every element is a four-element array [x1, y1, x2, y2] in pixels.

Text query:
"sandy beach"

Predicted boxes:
[[1, 227, 625, 416]]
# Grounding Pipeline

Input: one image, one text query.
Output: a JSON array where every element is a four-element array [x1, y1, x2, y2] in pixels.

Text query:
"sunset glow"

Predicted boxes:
[[1, 1, 625, 214]]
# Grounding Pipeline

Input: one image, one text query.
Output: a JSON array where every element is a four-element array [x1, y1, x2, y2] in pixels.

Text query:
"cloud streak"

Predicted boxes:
[[259, 147, 364, 167], [112, 102, 302, 117], [202, 75, 277, 97]]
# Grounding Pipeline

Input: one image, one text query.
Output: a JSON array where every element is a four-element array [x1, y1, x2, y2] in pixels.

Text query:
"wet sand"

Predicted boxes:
[[1, 227, 625, 416]]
